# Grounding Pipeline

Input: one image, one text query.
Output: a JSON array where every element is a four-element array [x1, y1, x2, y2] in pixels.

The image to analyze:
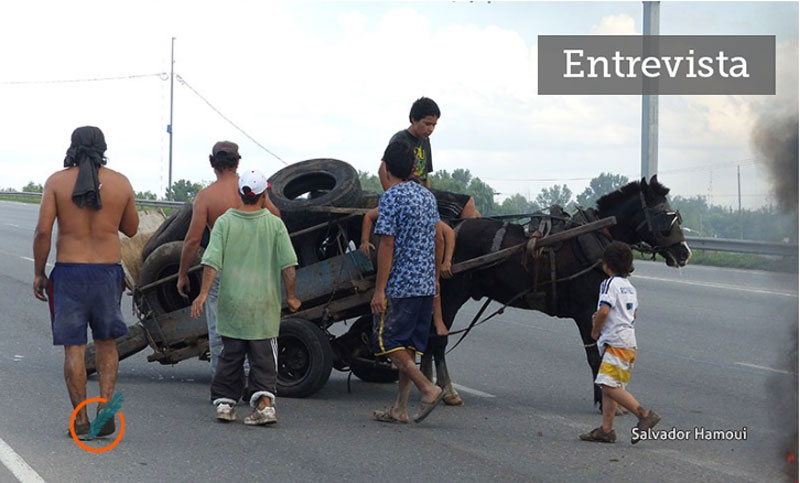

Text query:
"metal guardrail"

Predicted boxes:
[[1, 191, 186, 208], [2, 192, 797, 257], [684, 236, 798, 257]]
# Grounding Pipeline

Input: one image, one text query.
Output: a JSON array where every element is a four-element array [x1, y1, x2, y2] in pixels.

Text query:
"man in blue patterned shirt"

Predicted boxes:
[[370, 141, 446, 424]]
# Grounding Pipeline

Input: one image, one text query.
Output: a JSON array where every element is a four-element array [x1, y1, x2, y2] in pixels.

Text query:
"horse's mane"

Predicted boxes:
[[596, 179, 670, 212]]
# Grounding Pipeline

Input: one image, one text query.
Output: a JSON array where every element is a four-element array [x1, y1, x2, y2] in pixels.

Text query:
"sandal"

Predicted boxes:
[[579, 427, 617, 443], [95, 406, 116, 437], [413, 387, 446, 423], [373, 408, 408, 424], [67, 421, 92, 441]]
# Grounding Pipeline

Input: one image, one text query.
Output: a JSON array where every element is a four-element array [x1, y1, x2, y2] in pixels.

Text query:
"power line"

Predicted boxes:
[[0, 73, 168, 85], [175, 74, 287, 166], [483, 160, 760, 183], [484, 176, 597, 182]]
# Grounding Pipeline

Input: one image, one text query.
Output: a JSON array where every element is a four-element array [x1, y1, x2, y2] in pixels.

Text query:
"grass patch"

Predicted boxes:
[[635, 250, 797, 273], [0, 195, 40, 204]]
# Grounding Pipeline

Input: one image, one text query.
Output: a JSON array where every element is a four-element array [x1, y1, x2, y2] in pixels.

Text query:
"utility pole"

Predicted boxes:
[[738, 164, 743, 239], [641, 2, 660, 181], [167, 37, 175, 200]]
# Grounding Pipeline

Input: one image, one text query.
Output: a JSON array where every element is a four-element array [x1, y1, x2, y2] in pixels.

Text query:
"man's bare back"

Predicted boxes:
[[40, 167, 138, 262], [33, 166, 138, 301], [198, 175, 244, 230]]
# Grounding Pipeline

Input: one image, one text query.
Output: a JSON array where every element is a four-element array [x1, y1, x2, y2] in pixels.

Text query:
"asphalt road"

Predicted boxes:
[[1, 200, 797, 482]]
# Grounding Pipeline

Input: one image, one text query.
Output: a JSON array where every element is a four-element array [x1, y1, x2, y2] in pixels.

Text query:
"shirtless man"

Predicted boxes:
[[33, 126, 139, 440], [176, 141, 280, 377]]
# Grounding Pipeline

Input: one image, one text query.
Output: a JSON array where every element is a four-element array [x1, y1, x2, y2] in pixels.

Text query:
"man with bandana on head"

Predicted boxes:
[[33, 126, 139, 440]]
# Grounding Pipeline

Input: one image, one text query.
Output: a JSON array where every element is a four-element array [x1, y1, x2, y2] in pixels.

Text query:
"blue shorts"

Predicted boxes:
[[47, 263, 128, 346], [372, 296, 434, 356]]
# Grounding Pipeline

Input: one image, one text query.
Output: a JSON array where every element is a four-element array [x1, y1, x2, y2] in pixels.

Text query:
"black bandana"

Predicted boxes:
[[64, 126, 107, 210]]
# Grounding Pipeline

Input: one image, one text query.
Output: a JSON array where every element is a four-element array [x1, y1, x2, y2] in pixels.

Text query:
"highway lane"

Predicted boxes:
[[0, 200, 797, 482]]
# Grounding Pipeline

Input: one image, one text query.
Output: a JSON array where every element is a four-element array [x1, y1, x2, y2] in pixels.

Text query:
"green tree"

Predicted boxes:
[[430, 169, 499, 215], [669, 195, 797, 242], [358, 170, 383, 193], [670, 195, 709, 235], [535, 184, 573, 209], [165, 179, 203, 202], [467, 177, 500, 215], [429, 170, 465, 193], [22, 181, 43, 193], [576, 172, 630, 207], [495, 194, 541, 216], [136, 190, 157, 200]]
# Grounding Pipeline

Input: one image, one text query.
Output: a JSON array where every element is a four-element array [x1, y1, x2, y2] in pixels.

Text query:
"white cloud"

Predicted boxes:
[[590, 14, 639, 35], [0, 2, 795, 211]]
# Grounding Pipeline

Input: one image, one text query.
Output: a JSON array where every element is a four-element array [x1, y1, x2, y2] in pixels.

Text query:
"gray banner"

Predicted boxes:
[[538, 35, 775, 95]]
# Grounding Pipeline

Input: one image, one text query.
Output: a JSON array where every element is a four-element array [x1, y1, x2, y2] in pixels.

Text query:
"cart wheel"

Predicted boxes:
[[268, 158, 362, 233], [346, 315, 399, 383], [85, 325, 149, 375], [137, 241, 202, 316], [276, 318, 333, 398]]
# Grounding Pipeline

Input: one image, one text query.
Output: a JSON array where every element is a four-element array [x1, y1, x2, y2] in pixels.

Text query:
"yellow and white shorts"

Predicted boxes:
[[595, 346, 637, 389]]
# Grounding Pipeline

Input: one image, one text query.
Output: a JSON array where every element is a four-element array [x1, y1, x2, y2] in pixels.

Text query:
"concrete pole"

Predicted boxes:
[[738, 164, 743, 239], [641, 2, 660, 182], [168, 37, 175, 200]]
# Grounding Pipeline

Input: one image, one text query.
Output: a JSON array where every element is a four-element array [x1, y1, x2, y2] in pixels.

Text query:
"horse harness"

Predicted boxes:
[[633, 191, 684, 256], [524, 207, 611, 312], [446, 209, 612, 353]]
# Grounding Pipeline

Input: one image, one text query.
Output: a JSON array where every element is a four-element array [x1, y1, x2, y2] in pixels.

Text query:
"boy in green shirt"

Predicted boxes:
[[191, 169, 300, 425]]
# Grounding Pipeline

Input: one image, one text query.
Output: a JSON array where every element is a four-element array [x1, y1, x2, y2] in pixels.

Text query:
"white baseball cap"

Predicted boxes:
[[238, 169, 269, 197]]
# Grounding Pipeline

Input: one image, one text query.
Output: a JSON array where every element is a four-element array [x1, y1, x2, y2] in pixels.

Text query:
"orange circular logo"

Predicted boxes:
[[69, 397, 125, 453]]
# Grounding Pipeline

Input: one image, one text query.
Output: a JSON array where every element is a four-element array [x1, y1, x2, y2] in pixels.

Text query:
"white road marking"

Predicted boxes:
[[0, 437, 46, 483], [633, 274, 797, 298], [3, 223, 22, 228], [16, 256, 52, 268], [531, 412, 586, 430], [735, 362, 796, 375], [452, 383, 496, 398]]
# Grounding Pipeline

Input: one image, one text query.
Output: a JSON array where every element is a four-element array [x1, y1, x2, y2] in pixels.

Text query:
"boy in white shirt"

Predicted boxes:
[[580, 242, 660, 444]]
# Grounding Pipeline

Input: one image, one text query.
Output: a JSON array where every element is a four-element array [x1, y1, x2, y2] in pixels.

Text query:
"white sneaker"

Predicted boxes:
[[216, 403, 236, 422], [244, 406, 277, 425]]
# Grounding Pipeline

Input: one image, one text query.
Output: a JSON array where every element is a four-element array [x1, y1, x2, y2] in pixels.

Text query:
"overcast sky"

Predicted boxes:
[[0, 1, 796, 210]]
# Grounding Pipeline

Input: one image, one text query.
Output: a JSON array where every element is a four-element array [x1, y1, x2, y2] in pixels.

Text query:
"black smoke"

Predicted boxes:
[[750, 113, 799, 212]]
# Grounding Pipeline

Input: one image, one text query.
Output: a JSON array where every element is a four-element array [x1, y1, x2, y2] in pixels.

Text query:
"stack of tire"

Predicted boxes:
[[135, 158, 363, 317], [123, 159, 377, 397]]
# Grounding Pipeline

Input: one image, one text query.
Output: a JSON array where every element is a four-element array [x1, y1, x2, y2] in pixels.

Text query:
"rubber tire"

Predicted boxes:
[[347, 315, 399, 383], [85, 324, 149, 375], [141, 203, 194, 263], [276, 318, 334, 398], [137, 241, 202, 316], [267, 158, 362, 233]]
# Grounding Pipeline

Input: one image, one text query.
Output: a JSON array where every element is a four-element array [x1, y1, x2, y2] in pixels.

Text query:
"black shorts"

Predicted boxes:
[[429, 189, 470, 220], [372, 296, 434, 356]]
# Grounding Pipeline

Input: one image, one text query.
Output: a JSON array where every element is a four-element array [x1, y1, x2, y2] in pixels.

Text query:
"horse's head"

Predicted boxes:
[[597, 176, 691, 267]]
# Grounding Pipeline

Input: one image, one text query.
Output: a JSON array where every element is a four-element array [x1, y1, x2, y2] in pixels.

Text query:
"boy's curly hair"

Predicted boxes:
[[603, 241, 634, 277]]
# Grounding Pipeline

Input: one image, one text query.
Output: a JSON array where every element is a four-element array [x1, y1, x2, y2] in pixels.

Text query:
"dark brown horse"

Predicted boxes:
[[423, 176, 691, 408]]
